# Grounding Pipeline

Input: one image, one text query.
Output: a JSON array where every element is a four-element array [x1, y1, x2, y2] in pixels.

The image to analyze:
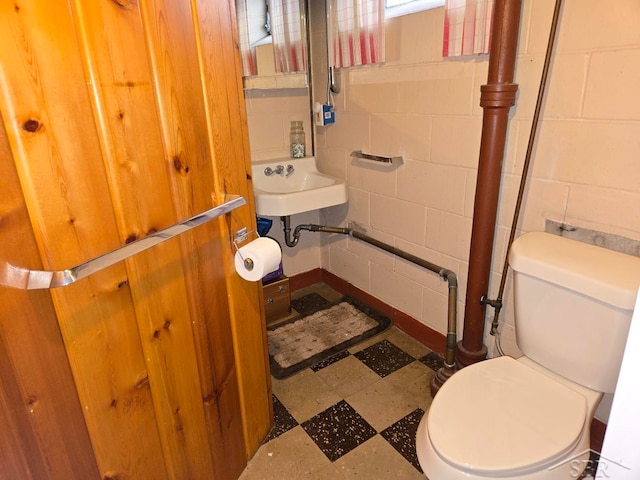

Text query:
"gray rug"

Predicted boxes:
[[268, 296, 392, 379]]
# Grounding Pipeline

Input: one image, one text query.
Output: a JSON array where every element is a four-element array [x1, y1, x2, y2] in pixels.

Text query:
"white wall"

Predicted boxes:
[[245, 0, 640, 419], [308, 0, 640, 350]]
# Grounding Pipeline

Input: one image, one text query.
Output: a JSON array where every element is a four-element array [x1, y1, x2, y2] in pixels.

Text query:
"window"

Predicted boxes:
[[385, 0, 445, 19]]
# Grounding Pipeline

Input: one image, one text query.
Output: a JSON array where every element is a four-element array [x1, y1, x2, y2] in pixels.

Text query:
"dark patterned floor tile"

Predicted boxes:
[[301, 400, 377, 461], [380, 408, 425, 473], [291, 292, 332, 316], [264, 395, 299, 442], [418, 351, 445, 372], [310, 349, 351, 372], [353, 339, 415, 377]]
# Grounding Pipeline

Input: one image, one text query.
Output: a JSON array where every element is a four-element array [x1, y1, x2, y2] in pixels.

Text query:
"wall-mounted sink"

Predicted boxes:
[[252, 157, 347, 216]]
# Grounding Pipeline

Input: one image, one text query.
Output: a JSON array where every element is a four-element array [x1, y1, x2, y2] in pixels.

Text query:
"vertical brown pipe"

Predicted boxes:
[[456, 0, 522, 368]]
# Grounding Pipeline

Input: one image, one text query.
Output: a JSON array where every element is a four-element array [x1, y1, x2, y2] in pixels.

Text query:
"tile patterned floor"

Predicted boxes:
[[239, 283, 443, 480]]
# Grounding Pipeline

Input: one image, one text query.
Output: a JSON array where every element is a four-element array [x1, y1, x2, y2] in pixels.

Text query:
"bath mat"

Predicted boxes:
[[268, 296, 392, 379]]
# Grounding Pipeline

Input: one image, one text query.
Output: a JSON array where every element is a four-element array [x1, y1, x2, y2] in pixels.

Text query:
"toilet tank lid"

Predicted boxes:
[[509, 232, 640, 310]]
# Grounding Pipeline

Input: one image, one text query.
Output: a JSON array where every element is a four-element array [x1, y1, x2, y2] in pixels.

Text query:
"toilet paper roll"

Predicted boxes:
[[234, 237, 282, 282]]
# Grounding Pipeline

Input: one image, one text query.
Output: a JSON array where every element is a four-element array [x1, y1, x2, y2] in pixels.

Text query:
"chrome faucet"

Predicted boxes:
[[285, 164, 295, 177], [264, 165, 284, 176], [265, 164, 293, 177]]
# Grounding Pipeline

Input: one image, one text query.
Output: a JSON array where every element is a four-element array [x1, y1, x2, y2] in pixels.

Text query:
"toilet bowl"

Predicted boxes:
[[416, 356, 601, 479], [416, 231, 640, 479]]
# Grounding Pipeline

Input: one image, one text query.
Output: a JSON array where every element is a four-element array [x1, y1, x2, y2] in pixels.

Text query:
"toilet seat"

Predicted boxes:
[[427, 356, 588, 477]]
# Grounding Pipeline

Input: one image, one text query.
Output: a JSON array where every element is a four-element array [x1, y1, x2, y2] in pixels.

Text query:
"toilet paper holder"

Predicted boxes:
[[232, 227, 259, 271]]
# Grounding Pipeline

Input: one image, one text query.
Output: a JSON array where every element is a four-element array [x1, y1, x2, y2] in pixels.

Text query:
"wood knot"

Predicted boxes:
[[110, 0, 131, 8], [172, 155, 190, 175], [174, 407, 184, 432], [102, 473, 122, 480], [110, 399, 118, 408], [22, 119, 41, 133]]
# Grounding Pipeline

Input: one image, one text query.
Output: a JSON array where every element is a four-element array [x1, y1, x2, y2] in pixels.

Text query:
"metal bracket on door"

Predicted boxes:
[[0, 195, 247, 290]]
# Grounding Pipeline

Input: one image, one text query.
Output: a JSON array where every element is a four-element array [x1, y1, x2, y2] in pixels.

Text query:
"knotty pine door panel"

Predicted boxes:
[[0, 1, 270, 479]]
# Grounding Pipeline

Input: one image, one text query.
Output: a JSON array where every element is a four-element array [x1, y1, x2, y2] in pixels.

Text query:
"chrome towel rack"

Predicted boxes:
[[351, 150, 403, 166], [0, 195, 246, 290]]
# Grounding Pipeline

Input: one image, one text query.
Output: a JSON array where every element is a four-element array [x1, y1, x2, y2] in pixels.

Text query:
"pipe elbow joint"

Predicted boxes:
[[440, 269, 458, 288], [293, 224, 314, 234]]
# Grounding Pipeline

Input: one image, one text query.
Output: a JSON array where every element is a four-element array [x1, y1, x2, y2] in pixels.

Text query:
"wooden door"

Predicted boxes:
[[0, 1, 271, 479]]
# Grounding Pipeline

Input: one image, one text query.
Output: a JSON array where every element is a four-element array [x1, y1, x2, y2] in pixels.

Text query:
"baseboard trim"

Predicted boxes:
[[591, 417, 606, 453], [288, 268, 322, 291], [289, 268, 607, 451]]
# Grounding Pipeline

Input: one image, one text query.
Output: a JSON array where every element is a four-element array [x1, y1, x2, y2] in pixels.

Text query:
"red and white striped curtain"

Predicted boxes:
[[443, 0, 494, 58], [329, 0, 385, 68], [235, 0, 256, 76], [271, 0, 307, 73]]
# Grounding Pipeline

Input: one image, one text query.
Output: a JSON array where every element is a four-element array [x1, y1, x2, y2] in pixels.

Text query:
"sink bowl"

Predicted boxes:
[[252, 157, 347, 216]]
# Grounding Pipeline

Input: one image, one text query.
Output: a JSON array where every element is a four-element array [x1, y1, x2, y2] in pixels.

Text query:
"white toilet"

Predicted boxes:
[[416, 231, 640, 479]]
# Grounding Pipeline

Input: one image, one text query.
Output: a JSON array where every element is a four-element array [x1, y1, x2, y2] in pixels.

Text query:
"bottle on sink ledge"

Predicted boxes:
[[290, 120, 305, 158]]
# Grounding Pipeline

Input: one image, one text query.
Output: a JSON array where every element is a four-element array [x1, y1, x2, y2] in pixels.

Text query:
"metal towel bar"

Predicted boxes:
[[351, 150, 403, 166], [0, 195, 246, 290]]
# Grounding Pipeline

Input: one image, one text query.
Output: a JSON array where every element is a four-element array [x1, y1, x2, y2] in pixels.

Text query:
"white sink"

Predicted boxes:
[[252, 157, 347, 216]]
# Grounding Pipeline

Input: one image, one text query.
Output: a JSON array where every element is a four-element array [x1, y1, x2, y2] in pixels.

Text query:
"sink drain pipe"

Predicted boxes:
[[281, 216, 458, 396]]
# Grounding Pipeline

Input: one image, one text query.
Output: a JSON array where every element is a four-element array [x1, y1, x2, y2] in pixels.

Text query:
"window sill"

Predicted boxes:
[[385, 0, 444, 19], [243, 73, 308, 91]]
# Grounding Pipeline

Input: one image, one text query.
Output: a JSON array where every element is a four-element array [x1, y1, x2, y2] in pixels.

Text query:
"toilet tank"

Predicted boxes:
[[509, 232, 640, 393]]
